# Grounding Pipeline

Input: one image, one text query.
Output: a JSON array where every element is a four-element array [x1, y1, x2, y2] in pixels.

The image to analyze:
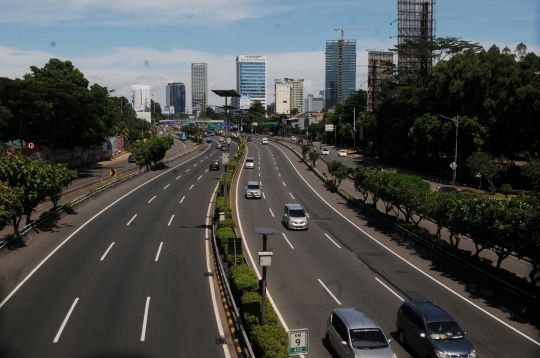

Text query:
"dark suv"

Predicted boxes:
[[209, 160, 220, 170], [396, 299, 477, 358]]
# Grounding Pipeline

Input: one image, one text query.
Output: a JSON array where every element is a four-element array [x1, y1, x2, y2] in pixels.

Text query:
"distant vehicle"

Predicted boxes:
[[242, 135, 247, 139], [262, 138, 268, 145], [397, 299, 476, 358], [291, 136, 297, 141], [247, 137, 252, 141], [128, 154, 137, 163], [327, 308, 395, 358], [179, 132, 187, 141], [436, 186, 460, 194], [219, 137, 224, 142], [338, 149, 347, 157], [209, 160, 220, 170], [206, 137, 212, 143], [245, 181, 262, 199], [221, 145, 226, 151], [321, 148, 329, 155], [307, 140, 313, 146], [245, 157, 255, 169], [297, 139, 304, 145]]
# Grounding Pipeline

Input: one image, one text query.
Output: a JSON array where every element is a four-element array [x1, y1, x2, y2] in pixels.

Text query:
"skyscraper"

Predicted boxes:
[[325, 39, 356, 110], [234, 55, 266, 109], [165, 82, 186, 114], [367, 51, 394, 111], [275, 78, 304, 114], [191, 62, 208, 113]]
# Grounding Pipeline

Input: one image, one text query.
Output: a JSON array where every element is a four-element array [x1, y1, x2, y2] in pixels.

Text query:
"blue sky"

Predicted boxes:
[[1, 0, 539, 107]]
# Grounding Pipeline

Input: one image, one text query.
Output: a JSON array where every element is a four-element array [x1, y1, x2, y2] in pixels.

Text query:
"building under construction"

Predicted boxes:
[[367, 51, 394, 111], [397, 0, 436, 80]]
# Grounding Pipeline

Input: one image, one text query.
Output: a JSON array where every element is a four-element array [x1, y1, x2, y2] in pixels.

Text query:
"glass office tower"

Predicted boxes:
[[234, 55, 266, 109], [191, 62, 208, 113], [325, 39, 356, 110], [165, 82, 186, 114]]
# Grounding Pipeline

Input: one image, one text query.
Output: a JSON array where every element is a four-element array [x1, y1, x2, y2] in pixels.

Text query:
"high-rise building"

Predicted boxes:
[[275, 81, 291, 115], [191, 62, 208, 113], [397, 0, 436, 80], [165, 82, 186, 114], [234, 55, 266, 109], [325, 39, 356, 110], [275, 78, 304, 114], [304, 93, 324, 113], [367, 51, 394, 111]]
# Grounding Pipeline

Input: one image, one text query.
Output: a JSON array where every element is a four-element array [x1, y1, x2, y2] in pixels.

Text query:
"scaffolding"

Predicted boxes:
[[397, 0, 436, 80], [367, 51, 394, 111]]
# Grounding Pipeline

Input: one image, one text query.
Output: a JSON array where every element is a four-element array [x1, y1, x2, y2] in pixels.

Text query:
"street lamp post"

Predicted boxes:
[[437, 114, 463, 188], [212, 90, 240, 216], [254, 227, 277, 325]]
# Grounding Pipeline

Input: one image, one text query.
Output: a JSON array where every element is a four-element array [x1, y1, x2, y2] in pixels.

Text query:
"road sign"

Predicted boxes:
[[110, 169, 117, 177], [450, 162, 457, 169], [287, 328, 308, 355], [221, 153, 230, 165], [325, 124, 334, 132], [27, 142, 35, 149]]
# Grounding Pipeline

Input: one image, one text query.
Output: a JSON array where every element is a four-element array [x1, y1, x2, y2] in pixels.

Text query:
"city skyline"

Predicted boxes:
[[1, 0, 538, 108]]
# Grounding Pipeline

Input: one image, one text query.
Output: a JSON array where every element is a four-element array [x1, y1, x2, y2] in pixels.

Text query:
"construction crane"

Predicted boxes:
[[334, 26, 381, 40]]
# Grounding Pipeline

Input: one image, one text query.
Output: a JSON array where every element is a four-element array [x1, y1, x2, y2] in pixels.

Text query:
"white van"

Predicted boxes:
[[262, 137, 268, 145]]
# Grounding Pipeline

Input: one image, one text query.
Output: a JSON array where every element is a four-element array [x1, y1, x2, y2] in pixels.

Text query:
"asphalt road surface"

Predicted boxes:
[[0, 139, 236, 358], [235, 137, 540, 358]]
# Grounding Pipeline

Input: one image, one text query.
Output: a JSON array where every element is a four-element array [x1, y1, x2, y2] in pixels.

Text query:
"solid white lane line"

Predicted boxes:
[[180, 196, 185, 203], [53, 298, 79, 343], [141, 297, 150, 341], [186, 169, 190, 172], [0, 143, 215, 311], [324, 233, 342, 249], [189, 184, 194, 190], [176, 175, 182, 180], [197, 175, 202, 180], [283, 181, 286, 186], [289, 192, 294, 199], [375, 277, 404, 301], [155, 242, 163, 261], [100, 243, 115, 261], [163, 184, 170, 189], [318, 279, 342, 305], [148, 196, 156, 203], [269, 208, 275, 217], [127, 214, 137, 225], [168, 215, 174, 226], [282, 233, 294, 249], [272, 145, 540, 347]]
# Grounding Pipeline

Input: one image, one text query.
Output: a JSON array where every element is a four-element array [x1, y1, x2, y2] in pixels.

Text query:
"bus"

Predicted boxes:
[[179, 132, 187, 141]]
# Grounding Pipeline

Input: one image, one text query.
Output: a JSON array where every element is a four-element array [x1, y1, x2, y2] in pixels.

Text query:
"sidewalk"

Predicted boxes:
[[277, 139, 537, 287]]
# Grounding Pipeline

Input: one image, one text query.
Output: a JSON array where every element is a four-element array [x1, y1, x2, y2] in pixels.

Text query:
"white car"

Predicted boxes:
[[321, 148, 329, 155], [291, 136, 297, 141], [338, 149, 347, 157]]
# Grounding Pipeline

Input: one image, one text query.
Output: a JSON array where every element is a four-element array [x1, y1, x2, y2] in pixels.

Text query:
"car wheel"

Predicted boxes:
[[325, 333, 331, 349], [398, 329, 405, 346]]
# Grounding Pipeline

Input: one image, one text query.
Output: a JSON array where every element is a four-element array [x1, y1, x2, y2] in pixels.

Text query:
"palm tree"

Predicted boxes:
[[112, 121, 129, 140]]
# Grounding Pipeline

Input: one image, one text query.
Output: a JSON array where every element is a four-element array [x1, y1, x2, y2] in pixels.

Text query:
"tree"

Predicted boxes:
[[0, 181, 24, 231], [466, 152, 500, 194], [301, 145, 310, 162], [45, 164, 78, 208], [291, 108, 299, 116], [25, 58, 89, 88], [326, 160, 353, 188], [522, 159, 540, 195], [308, 151, 320, 168]]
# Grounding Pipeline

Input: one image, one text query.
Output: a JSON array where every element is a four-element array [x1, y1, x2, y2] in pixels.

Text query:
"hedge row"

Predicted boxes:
[[214, 140, 288, 357]]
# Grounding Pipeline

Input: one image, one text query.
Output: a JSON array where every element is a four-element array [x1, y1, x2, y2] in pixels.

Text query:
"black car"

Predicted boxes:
[[436, 186, 460, 194], [209, 160, 220, 170], [297, 139, 304, 145], [307, 140, 313, 146], [128, 154, 137, 163], [247, 137, 252, 141], [242, 135, 247, 139]]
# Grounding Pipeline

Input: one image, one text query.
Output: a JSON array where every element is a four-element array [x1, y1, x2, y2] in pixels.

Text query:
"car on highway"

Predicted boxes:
[[338, 149, 347, 157], [242, 135, 247, 139], [209, 160, 220, 170], [291, 136, 297, 141], [321, 147, 329, 155], [219, 137, 224, 142], [297, 139, 304, 145], [221, 145, 226, 151], [282, 203, 308, 230], [206, 137, 212, 143], [247, 137, 252, 141], [436, 186, 460, 194], [307, 140, 313, 146], [216, 143, 222, 149], [245, 157, 255, 169], [262, 138, 268, 145], [245, 181, 262, 199], [128, 154, 137, 163], [396, 299, 476, 358], [327, 308, 395, 358]]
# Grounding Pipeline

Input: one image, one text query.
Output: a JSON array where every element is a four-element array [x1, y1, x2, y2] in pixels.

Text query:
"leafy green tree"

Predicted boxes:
[[45, 164, 78, 208], [301, 145, 310, 161], [326, 160, 353, 188], [291, 108, 299, 116], [0, 181, 24, 231], [308, 151, 320, 169], [25, 58, 89, 88], [522, 159, 540, 195], [466, 152, 500, 194]]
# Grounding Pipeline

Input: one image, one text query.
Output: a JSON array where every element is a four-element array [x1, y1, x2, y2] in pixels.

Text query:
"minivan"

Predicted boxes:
[[245, 157, 255, 169], [396, 299, 476, 358], [326, 308, 396, 358], [245, 181, 262, 199], [262, 137, 268, 145], [282, 203, 308, 230]]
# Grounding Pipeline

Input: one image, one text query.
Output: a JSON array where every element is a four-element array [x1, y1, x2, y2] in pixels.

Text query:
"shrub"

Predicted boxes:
[[500, 183, 513, 197], [242, 291, 279, 331], [216, 227, 236, 252], [251, 324, 288, 358], [228, 265, 258, 300], [218, 219, 236, 230]]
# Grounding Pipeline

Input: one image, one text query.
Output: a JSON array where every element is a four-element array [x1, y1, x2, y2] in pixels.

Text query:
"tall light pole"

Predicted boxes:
[[437, 114, 463, 188], [353, 107, 356, 154]]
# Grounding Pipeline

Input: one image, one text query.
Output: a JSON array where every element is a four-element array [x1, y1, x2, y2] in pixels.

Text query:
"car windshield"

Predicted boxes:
[[246, 159, 254, 163], [350, 328, 388, 349], [427, 321, 465, 340], [289, 209, 305, 217], [247, 184, 259, 189]]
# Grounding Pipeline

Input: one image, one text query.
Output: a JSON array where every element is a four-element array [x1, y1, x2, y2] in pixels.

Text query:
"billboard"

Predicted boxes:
[[169, 106, 175, 115], [162, 106, 170, 115], [131, 85, 151, 112], [239, 93, 251, 110]]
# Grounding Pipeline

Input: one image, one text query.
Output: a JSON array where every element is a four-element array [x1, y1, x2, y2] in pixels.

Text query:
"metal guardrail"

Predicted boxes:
[[0, 142, 199, 252], [269, 138, 540, 305]]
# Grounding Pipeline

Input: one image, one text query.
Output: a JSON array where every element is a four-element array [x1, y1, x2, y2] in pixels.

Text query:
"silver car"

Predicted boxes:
[[282, 203, 308, 230], [245, 181, 262, 199], [245, 157, 255, 169], [327, 308, 396, 358]]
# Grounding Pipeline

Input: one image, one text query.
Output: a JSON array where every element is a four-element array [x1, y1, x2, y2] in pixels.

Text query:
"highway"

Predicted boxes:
[[0, 140, 236, 358], [235, 138, 540, 357]]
